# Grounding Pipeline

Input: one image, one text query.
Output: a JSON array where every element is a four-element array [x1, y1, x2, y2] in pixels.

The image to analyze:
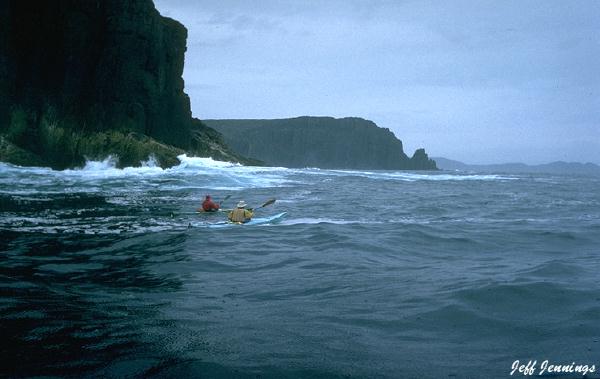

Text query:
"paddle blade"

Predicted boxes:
[[219, 194, 232, 205], [259, 198, 276, 208]]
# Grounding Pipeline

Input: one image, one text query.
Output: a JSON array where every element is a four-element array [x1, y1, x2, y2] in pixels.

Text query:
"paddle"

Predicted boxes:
[[249, 198, 276, 211], [219, 194, 231, 206]]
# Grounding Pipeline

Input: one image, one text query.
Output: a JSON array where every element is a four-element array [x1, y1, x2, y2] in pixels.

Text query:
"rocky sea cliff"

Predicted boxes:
[[0, 0, 250, 169]]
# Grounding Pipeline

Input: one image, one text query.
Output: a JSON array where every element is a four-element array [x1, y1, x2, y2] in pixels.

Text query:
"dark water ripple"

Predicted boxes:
[[1, 162, 599, 378]]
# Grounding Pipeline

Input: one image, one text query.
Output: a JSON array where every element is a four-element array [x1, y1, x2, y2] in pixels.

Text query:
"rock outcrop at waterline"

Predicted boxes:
[[0, 0, 251, 169], [206, 117, 437, 170]]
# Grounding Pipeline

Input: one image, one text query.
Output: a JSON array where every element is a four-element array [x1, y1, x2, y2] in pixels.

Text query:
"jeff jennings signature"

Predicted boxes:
[[511, 360, 596, 377]]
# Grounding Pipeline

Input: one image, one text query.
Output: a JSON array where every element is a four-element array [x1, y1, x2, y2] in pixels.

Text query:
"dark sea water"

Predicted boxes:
[[1, 156, 599, 379]]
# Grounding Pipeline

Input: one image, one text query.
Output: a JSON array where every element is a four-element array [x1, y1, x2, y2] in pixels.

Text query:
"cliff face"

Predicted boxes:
[[206, 117, 437, 170], [0, 0, 248, 168]]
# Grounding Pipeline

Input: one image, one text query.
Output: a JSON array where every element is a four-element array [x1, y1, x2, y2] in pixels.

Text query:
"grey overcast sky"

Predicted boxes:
[[154, 0, 599, 164]]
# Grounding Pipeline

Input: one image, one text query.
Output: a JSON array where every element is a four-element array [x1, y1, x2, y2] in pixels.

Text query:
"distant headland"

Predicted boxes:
[[434, 157, 600, 176], [206, 117, 437, 170]]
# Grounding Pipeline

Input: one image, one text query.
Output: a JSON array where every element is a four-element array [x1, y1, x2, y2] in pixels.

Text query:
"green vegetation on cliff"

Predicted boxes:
[[0, 107, 183, 168], [206, 117, 437, 170], [0, 0, 251, 169]]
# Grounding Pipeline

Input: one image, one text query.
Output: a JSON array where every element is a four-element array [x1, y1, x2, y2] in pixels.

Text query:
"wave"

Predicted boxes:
[[326, 169, 517, 182], [1, 155, 519, 188], [0, 154, 296, 193], [61, 154, 244, 177], [0, 154, 242, 176]]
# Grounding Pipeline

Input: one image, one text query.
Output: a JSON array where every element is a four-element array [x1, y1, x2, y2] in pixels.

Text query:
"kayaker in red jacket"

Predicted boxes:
[[201, 195, 220, 212]]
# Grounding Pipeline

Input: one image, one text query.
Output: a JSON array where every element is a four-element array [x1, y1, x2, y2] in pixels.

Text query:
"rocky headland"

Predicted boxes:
[[0, 0, 251, 169], [206, 117, 437, 170]]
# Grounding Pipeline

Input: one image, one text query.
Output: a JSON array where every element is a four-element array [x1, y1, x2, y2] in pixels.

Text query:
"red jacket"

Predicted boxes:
[[202, 199, 220, 211]]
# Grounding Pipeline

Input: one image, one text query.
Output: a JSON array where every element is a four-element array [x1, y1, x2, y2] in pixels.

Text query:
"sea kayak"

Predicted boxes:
[[207, 212, 287, 228]]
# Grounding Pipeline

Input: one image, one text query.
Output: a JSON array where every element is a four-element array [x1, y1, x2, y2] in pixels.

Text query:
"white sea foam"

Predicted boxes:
[[141, 155, 160, 168], [61, 156, 167, 178], [322, 169, 517, 182], [1, 155, 518, 202], [0, 154, 242, 177], [176, 154, 241, 169], [380, 172, 518, 181], [0, 158, 517, 182], [64, 154, 293, 188]]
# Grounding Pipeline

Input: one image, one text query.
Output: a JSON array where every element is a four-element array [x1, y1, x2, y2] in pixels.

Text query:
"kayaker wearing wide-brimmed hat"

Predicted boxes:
[[228, 200, 253, 223]]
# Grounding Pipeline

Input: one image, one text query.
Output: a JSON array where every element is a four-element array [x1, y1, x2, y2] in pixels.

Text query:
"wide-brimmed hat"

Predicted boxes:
[[237, 200, 247, 208]]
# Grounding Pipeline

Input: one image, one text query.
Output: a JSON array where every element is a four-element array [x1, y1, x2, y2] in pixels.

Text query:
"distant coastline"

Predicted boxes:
[[434, 157, 600, 176], [206, 117, 437, 170]]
